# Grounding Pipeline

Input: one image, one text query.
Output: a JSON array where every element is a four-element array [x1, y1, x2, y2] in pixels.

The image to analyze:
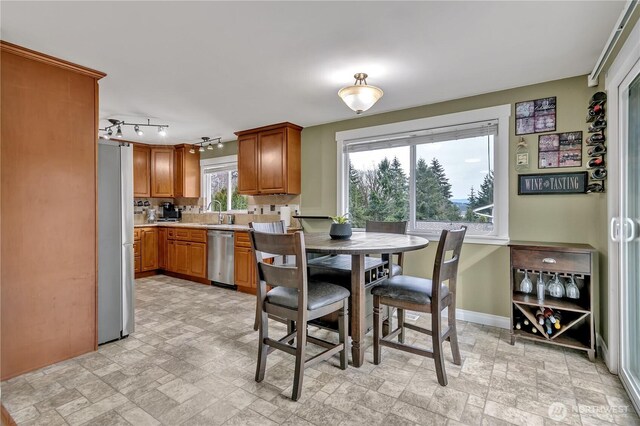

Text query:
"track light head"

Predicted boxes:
[[189, 147, 196, 154], [116, 126, 123, 138], [158, 126, 167, 137], [134, 125, 144, 136], [198, 146, 205, 152], [207, 144, 213, 150], [217, 140, 224, 149]]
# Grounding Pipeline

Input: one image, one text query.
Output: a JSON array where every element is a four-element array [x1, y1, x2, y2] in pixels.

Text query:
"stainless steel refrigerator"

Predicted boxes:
[[98, 140, 134, 344]]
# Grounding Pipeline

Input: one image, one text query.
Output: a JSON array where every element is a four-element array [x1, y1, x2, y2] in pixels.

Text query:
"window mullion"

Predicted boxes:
[[409, 145, 416, 231]]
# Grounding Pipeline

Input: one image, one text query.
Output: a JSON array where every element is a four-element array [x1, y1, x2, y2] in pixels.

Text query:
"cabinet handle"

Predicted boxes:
[[542, 258, 557, 264]]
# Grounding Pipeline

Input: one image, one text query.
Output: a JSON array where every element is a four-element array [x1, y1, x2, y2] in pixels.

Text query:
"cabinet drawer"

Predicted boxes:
[[511, 248, 591, 274], [234, 231, 251, 248], [134, 228, 141, 241], [167, 228, 176, 239], [134, 242, 140, 256], [174, 228, 191, 241], [189, 229, 207, 243]]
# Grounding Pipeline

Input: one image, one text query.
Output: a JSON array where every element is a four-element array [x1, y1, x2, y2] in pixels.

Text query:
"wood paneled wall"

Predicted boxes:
[[0, 41, 105, 380]]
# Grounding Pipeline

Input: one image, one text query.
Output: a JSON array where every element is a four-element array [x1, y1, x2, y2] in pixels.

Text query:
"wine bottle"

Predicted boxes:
[[531, 327, 538, 334], [553, 311, 562, 329], [544, 307, 556, 324], [535, 309, 545, 325], [544, 318, 553, 335], [523, 319, 530, 326]]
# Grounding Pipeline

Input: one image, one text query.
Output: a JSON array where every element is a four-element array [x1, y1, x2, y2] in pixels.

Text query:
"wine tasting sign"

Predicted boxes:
[[518, 172, 587, 195]]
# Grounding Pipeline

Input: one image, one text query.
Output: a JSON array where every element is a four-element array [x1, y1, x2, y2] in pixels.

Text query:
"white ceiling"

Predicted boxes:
[[1, 1, 624, 145]]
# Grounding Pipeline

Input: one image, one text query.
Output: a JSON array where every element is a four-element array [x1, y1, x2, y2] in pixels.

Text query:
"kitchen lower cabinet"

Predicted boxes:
[[165, 227, 208, 282], [188, 243, 207, 278], [141, 228, 158, 271], [158, 227, 167, 269], [234, 231, 256, 293]]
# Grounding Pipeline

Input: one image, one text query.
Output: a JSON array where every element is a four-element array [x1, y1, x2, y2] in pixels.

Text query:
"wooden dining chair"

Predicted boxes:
[[249, 230, 350, 401], [250, 221, 287, 332], [365, 220, 407, 276], [372, 226, 467, 386]]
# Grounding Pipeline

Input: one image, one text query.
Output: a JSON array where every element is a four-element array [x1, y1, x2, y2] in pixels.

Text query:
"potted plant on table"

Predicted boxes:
[[329, 213, 352, 240]]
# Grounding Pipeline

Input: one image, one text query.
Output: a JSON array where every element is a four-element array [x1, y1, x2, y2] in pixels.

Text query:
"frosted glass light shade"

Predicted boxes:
[[338, 84, 383, 114]]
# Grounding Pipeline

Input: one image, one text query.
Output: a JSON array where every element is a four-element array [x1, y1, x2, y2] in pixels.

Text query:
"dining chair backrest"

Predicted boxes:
[[365, 221, 407, 235], [250, 220, 286, 234], [366, 221, 408, 268], [249, 230, 308, 293], [250, 221, 287, 262], [431, 226, 467, 303]]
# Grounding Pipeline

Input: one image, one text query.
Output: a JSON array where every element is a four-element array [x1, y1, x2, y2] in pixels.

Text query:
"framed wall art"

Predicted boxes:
[[518, 172, 588, 195], [538, 131, 582, 169], [515, 96, 557, 135]]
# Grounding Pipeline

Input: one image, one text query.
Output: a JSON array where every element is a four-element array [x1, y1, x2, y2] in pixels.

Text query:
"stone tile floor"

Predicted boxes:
[[2, 275, 639, 426]]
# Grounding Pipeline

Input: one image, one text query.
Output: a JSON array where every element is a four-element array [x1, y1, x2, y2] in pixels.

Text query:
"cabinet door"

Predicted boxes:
[[167, 241, 176, 272], [258, 129, 287, 194], [175, 241, 189, 275], [188, 242, 207, 278], [141, 228, 158, 271], [133, 146, 151, 197], [158, 228, 167, 270], [234, 247, 255, 288], [151, 149, 174, 197], [237, 134, 259, 194], [173, 148, 184, 197]]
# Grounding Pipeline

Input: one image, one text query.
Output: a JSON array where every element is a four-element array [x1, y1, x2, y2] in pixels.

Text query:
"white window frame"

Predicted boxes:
[[336, 104, 511, 245], [200, 155, 247, 213]]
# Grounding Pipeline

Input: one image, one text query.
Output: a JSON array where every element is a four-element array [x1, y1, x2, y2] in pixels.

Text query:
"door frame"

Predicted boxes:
[[605, 17, 640, 375]]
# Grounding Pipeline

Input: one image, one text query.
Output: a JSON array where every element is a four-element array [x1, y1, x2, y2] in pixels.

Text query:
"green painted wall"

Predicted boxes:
[[199, 75, 611, 340], [301, 75, 607, 334]]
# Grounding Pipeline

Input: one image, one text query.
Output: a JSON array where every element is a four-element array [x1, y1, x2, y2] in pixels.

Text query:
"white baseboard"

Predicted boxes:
[[455, 308, 510, 329], [597, 333, 612, 371]]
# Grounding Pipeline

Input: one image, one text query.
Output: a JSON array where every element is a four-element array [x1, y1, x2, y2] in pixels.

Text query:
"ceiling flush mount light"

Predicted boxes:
[[100, 118, 169, 140], [338, 72, 383, 114]]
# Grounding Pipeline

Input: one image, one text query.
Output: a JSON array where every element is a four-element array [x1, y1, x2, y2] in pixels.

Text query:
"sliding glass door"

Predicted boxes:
[[619, 63, 640, 412]]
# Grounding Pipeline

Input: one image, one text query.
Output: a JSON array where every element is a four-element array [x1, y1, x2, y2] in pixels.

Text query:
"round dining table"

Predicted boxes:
[[303, 231, 429, 367]]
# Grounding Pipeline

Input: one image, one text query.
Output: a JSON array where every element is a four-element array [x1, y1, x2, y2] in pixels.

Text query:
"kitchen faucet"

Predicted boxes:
[[213, 200, 223, 224], [206, 200, 224, 224]]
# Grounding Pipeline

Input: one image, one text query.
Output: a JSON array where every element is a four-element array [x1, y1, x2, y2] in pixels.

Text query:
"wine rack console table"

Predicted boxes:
[[509, 241, 597, 361]]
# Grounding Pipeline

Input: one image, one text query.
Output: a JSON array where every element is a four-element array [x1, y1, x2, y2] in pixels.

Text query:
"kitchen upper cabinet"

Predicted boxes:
[[151, 148, 174, 197], [237, 134, 259, 194], [174, 145, 200, 198], [141, 228, 158, 271], [235, 122, 302, 195], [133, 146, 151, 197]]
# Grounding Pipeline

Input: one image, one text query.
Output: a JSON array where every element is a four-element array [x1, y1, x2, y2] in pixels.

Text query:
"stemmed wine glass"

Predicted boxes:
[[519, 271, 533, 293], [565, 274, 580, 299], [548, 273, 565, 298]]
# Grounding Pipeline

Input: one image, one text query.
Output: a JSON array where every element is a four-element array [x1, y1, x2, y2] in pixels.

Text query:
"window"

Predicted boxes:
[[337, 105, 510, 243], [201, 156, 248, 212]]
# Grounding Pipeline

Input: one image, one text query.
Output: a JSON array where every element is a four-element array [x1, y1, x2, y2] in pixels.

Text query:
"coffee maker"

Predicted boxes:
[[160, 202, 181, 222]]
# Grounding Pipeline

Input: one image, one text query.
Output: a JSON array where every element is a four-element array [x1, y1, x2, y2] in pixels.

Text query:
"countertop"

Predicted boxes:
[[134, 222, 250, 231]]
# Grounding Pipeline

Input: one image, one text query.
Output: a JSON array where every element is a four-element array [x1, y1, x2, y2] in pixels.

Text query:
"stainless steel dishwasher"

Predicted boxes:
[[207, 230, 235, 287]]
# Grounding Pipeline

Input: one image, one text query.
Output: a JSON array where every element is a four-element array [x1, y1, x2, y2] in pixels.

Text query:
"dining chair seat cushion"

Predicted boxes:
[[372, 275, 448, 305], [266, 281, 350, 311]]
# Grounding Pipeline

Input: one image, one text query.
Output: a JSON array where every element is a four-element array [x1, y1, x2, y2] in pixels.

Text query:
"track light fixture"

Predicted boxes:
[[100, 118, 169, 139], [188, 137, 223, 154]]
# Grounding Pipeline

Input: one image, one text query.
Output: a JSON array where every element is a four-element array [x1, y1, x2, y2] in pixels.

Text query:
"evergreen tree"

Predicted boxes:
[[429, 158, 453, 199], [465, 186, 477, 221]]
